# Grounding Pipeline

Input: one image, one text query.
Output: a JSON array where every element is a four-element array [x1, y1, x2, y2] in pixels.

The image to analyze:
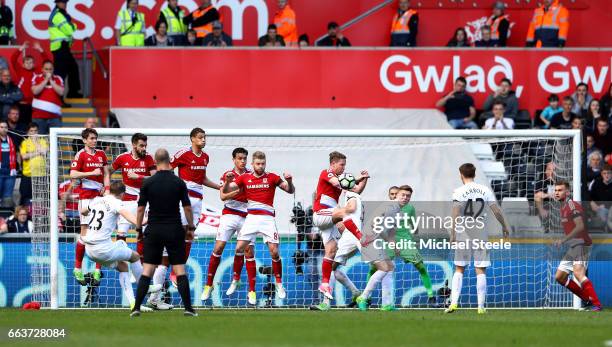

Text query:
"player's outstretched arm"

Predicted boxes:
[[490, 203, 510, 238], [279, 172, 295, 194], [203, 173, 221, 190], [352, 170, 370, 194]]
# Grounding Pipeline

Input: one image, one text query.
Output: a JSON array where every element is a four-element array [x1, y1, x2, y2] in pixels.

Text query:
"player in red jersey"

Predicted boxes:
[[553, 180, 602, 311], [69, 128, 110, 285], [312, 151, 369, 299], [222, 151, 295, 305], [200, 147, 256, 301]]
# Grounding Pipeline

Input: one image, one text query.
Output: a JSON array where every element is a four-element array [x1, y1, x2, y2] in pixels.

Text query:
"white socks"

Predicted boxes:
[[148, 265, 167, 303], [362, 270, 386, 299], [451, 271, 463, 306], [119, 271, 135, 305], [130, 261, 143, 282], [476, 274, 487, 309], [334, 269, 360, 296], [381, 271, 394, 306]]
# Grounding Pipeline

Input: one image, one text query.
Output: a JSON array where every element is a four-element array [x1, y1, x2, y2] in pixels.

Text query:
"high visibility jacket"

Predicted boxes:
[[391, 9, 417, 34], [118, 9, 145, 47], [487, 14, 508, 41], [273, 5, 297, 46], [526, 0, 569, 47], [162, 7, 187, 36], [48, 8, 76, 52], [193, 6, 215, 38]]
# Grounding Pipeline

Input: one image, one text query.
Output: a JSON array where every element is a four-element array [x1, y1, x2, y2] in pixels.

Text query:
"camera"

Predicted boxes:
[[81, 272, 103, 307], [258, 266, 275, 307], [291, 250, 309, 275]]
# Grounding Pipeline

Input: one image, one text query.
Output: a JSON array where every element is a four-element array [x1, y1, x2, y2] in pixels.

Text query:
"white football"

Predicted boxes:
[[338, 173, 356, 190]]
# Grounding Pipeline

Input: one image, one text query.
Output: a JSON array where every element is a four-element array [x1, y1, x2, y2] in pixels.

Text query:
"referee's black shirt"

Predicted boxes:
[[138, 170, 191, 225]]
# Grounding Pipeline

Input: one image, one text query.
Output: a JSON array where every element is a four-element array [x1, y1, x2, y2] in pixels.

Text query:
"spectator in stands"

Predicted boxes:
[[526, 0, 569, 48], [482, 78, 519, 120], [184, 0, 220, 43], [7, 206, 32, 233], [435, 77, 477, 129], [593, 118, 612, 157], [31, 60, 64, 135], [589, 164, 612, 231], [115, 0, 146, 47], [571, 83, 593, 118], [586, 151, 603, 184], [71, 118, 111, 154], [486, 1, 509, 47], [19, 123, 47, 206], [483, 101, 514, 130], [0, 56, 7, 71], [540, 94, 562, 129], [474, 26, 496, 47], [298, 34, 309, 47], [11, 42, 50, 126], [202, 21, 233, 47], [6, 106, 25, 149], [600, 83, 612, 118], [534, 161, 556, 220], [388, 186, 399, 200], [446, 28, 470, 47], [145, 20, 175, 47], [572, 117, 583, 130], [585, 99, 603, 132], [549, 96, 576, 129], [185, 29, 199, 46], [0, 120, 17, 208], [0, 1, 15, 45], [390, 0, 418, 47], [258, 24, 285, 47], [158, 0, 187, 45], [0, 68, 23, 119], [0, 216, 7, 234], [273, 0, 298, 47], [317, 22, 351, 47], [586, 135, 601, 163]]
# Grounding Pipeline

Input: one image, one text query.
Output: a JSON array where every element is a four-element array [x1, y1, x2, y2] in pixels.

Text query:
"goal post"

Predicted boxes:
[[42, 128, 582, 309]]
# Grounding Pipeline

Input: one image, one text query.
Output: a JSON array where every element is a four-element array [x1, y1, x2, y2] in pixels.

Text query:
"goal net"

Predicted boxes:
[[32, 129, 582, 309]]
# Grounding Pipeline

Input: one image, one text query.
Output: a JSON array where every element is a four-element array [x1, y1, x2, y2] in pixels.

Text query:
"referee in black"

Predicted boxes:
[[131, 148, 197, 317]]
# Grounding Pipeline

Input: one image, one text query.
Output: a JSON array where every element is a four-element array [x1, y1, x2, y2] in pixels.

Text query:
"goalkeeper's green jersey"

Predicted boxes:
[[396, 204, 416, 240]]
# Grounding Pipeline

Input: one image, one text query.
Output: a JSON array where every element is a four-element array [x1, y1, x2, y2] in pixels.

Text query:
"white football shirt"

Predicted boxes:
[[83, 195, 124, 243]]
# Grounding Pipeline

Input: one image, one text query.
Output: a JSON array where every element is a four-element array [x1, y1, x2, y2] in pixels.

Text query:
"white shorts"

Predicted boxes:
[[78, 199, 92, 225], [118, 200, 138, 234], [334, 232, 361, 265], [454, 241, 490, 268], [313, 209, 341, 244], [180, 197, 202, 226], [558, 244, 591, 274], [85, 240, 133, 268], [216, 214, 246, 242], [237, 214, 279, 244]]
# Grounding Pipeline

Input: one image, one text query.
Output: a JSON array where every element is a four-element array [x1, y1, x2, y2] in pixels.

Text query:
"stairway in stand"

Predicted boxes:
[[61, 98, 98, 128]]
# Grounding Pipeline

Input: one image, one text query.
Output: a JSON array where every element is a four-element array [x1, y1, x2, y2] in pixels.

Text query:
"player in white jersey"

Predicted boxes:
[[81, 182, 161, 311], [311, 190, 365, 311], [445, 163, 509, 314]]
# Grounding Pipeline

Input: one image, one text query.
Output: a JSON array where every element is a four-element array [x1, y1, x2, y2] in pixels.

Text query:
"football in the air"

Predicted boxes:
[[338, 173, 356, 190]]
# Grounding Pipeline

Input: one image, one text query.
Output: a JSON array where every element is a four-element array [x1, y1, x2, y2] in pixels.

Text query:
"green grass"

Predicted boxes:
[[0, 309, 611, 347]]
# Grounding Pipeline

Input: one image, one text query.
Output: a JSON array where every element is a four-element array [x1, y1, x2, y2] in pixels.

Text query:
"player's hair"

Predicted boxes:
[[110, 181, 126, 196], [189, 127, 205, 140], [131, 132, 147, 145], [388, 185, 399, 192], [252, 151, 266, 160], [81, 128, 98, 140], [555, 180, 570, 189], [398, 185, 413, 193], [329, 151, 346, 163], [232, 147, 248, 158], [155, 148, 171, 164], [602, 164, 612, 172], [459, 163, 476, 178]]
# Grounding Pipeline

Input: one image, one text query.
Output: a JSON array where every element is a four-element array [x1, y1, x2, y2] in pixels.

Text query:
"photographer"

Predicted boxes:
[[291, 202, 323, 300], [435, 76, 477, 129]]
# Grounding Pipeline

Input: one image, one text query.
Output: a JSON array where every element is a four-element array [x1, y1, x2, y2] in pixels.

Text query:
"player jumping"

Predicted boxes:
[[70, 128, 110, 285], [553, 180, 602, 311], [200, 147, 255, 301], [222, 151, 295, 305], [313, 151, 369, 300], [445, 163, 509, 314]]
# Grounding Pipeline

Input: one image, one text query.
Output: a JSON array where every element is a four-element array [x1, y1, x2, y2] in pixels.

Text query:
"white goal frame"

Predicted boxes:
[[48, 128, 582, 309]]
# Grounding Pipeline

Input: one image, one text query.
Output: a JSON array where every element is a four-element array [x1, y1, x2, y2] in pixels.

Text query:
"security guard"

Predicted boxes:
[[273, 0, 298, 47], [48, 0, 82, 99], [0, 1, 15, 45], [526, 0, 569, 48], [184, 0, 220, 42], [114, 0, 146, 47], [390, 0, 418, 47], [486, 1, 509, 47], [159, 0, 187, 45]]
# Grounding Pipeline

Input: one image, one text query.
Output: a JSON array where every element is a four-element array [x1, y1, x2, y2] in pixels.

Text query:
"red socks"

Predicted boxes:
[[75, 239, 85, 269], [246, 257, 256, 292], [343, 219, 362, 240], [206, 253, 221, 286], [321, 257, 333, 284], [95, 263, 101, 270], [581, 279, 601, 307], [136, 240, 144, 263], [232, 253, 245, 281], [272, 258, 282, 284]]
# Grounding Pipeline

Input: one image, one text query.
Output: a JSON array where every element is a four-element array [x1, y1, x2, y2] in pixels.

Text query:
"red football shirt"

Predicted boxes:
[[220, 169, 250, 217], [560, 199, 592, 246], [171, 147, 209, 199], [234, 172, 282, 216], [58, 180, 81, 212], [112, 152, 156, 201], [70, 148, 108, 200], [313, 169, 342, 212], [31, 74, 63, 119]]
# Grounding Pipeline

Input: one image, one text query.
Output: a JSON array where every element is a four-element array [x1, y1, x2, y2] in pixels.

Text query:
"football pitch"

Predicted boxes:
[[1, 309, 611, 347]]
